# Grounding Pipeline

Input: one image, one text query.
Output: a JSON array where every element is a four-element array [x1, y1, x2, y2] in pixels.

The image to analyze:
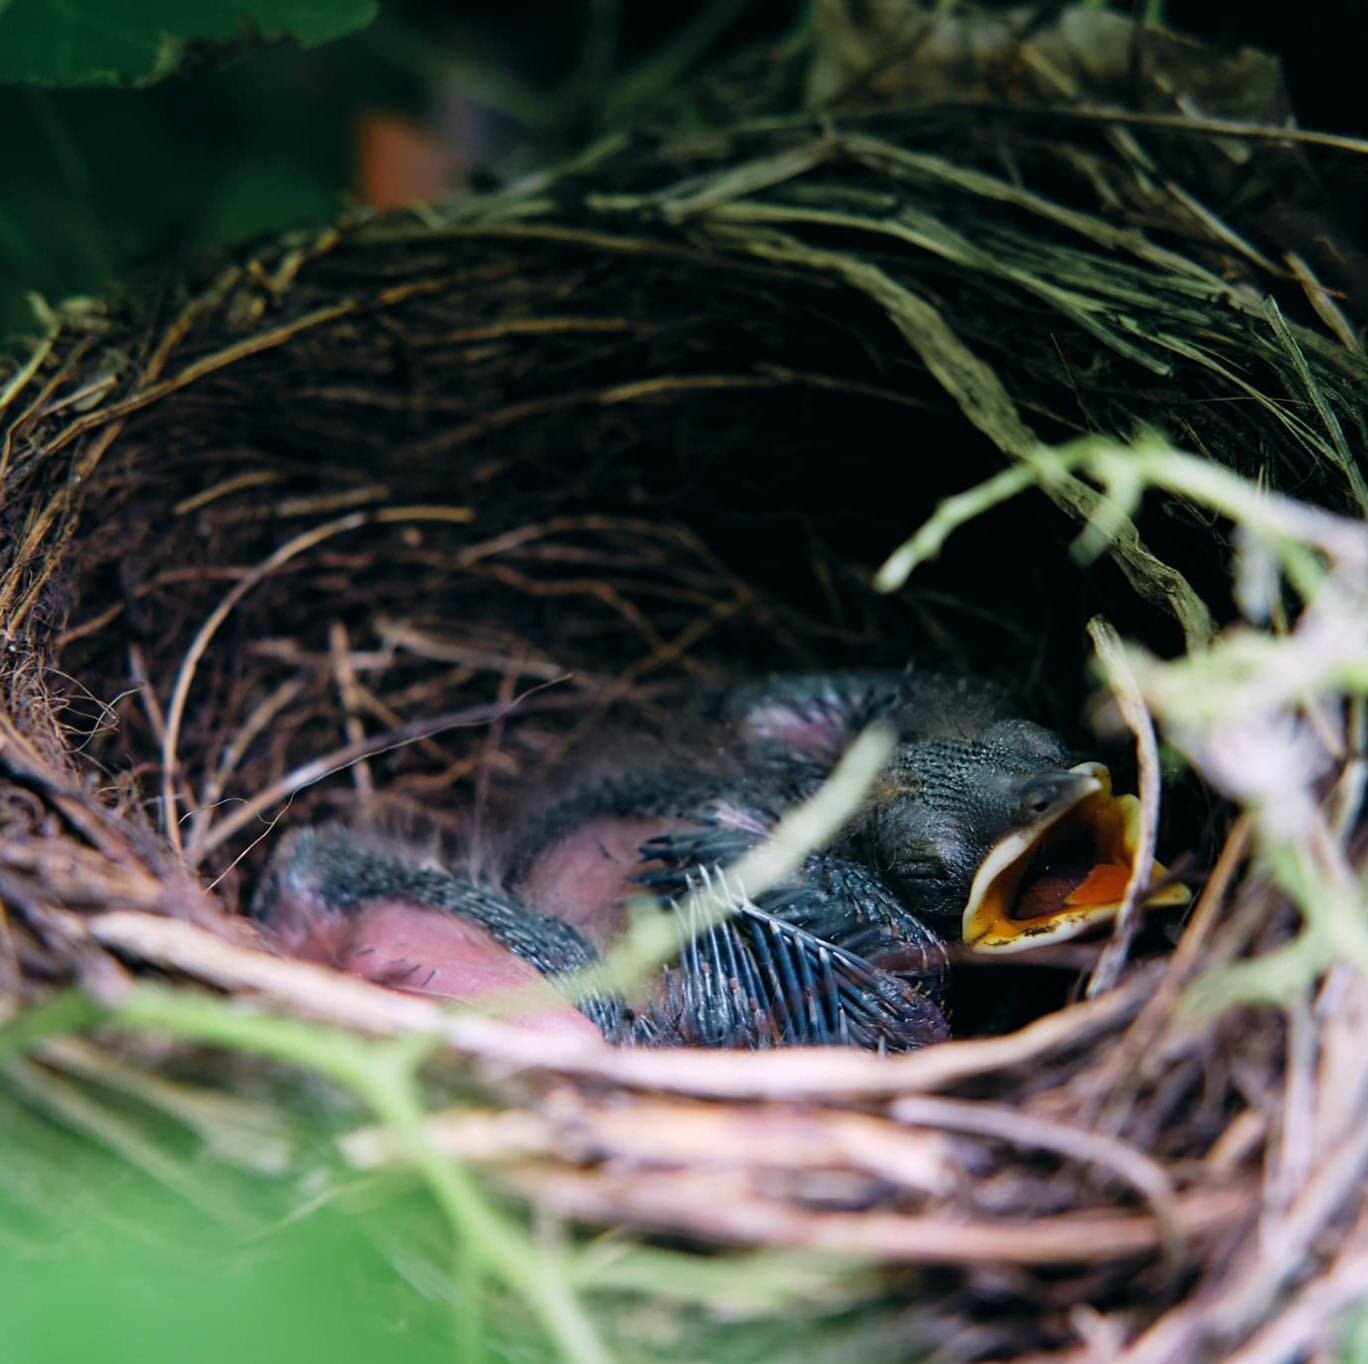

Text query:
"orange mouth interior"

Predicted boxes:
[[963, 767, 1190, 955]]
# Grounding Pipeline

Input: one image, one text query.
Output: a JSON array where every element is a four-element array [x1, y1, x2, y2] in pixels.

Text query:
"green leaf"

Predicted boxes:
[[0, 35, 425, 340], [0, 0, 378, 87]]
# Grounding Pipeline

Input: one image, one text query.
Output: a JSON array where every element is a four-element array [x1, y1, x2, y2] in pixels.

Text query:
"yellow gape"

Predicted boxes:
[[963, 763, 1191, 954]]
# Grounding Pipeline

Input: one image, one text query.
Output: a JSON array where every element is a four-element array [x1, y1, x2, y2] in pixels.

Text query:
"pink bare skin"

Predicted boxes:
[[515, 816, 691, 947], [271, 886, 601, 1038]]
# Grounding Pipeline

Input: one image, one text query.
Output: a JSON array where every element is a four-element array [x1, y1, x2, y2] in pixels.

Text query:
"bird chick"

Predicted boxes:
[[254, 668, 1188, 1049]]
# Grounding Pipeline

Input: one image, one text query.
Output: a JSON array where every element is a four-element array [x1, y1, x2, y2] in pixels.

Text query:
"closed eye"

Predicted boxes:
[[894, 854, 949, 881]]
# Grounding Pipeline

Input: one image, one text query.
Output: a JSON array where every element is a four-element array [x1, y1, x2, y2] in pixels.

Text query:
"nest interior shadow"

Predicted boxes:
[[2, 64, 1366, 1364]]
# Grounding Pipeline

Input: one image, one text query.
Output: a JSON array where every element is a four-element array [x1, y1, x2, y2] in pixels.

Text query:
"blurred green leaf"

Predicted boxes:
[[0, 0, 378, 87], [1340, 1303, 1368, 1363], [0, 35, 424, 341], [0, 1086, 462, 1364]]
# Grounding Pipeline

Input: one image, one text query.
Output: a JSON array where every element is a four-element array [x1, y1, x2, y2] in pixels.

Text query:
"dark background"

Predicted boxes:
[[2, 0, 1366, 340]]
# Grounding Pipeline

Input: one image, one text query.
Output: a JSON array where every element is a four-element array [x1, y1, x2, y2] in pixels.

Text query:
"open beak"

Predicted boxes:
[[962, 763, 1191, 955]]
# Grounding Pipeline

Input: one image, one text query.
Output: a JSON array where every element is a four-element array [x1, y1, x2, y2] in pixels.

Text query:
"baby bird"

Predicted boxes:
[[254, 669, 1187, 1050]]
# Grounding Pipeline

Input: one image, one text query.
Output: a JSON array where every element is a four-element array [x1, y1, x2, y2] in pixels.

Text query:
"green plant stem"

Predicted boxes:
[[878, 433, 1367, 593], [0, 990, 101, 1058], [4, 985, 611, 1364], [874, 460, 1042, 590]]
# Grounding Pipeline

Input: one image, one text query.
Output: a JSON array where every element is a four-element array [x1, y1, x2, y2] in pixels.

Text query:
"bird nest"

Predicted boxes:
[[2, 12, 1366, 1363]]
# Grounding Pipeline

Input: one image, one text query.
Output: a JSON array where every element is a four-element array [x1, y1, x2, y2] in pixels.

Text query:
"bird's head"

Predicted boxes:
[[857, 719, 1189, 951]]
